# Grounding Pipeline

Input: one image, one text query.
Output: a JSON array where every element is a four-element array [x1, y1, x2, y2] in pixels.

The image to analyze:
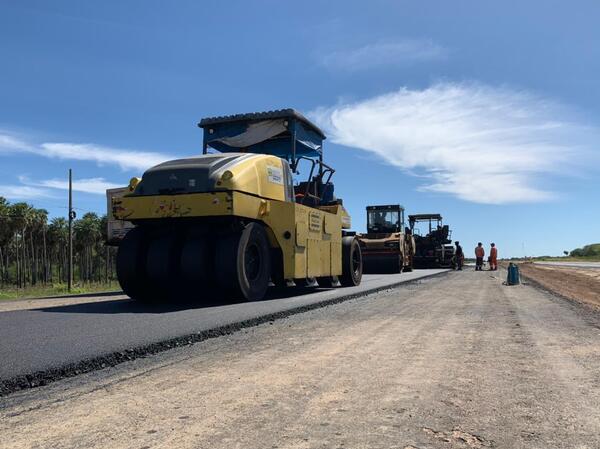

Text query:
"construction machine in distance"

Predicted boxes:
[[357, 205, 415, 273], [108, 109, 363, 302], [409, 214, 455, 268]]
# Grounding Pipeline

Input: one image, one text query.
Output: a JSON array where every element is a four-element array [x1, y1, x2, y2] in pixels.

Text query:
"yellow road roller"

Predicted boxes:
[[111, 109, 362, 302], [357, 205, 415, 273]]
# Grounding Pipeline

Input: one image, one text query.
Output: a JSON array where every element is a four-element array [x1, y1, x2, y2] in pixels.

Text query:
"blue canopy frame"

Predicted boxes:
[[198, 109, 326, 169]]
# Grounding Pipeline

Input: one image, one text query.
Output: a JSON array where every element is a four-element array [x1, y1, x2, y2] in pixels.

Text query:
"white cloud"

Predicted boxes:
[[311, 82, 598, 204], [0, 185, 56, 201], [40, 143, 172, 171], [19, 176, 122, 195], [0, 132, 33, 152], [320, 39, 446, 71], [0, 131, 175, 172]]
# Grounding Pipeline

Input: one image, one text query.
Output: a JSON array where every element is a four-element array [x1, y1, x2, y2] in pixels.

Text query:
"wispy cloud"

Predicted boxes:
[[0, 185, 57, 201], [0, 130, 176, 172], [311, 82, 599, 204], [319, 38, 446, 71], [40, 143, 172, 171], [19, 176, 122, 195], [0, 133, 32, 152], [0, 175, 121, 202]]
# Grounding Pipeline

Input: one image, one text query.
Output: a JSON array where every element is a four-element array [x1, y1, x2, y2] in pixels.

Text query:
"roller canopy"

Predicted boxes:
[[409, 214, 443, 221], [198, 109, 325, 160]]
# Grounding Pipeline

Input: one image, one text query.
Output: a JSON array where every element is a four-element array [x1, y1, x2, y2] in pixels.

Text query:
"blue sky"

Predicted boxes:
[[1, 0, 599, 257]]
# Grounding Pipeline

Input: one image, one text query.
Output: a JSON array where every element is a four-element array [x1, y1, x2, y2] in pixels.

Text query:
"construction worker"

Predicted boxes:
[[489, 243, 498, 271], [475, 242, 485, 271], [454, 241, 464, 270]]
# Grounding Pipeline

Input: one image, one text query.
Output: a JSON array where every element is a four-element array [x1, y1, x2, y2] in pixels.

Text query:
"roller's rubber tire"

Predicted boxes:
[[295, 277, 318, 288], [116, 227, 150, 301], [391, 254, 403, 274], [146, 232, 182, 301], [340, 236, 362, 287], [215, 223, 271, 301], [316, 276, 339, 288], [180, 233, 212, 301]]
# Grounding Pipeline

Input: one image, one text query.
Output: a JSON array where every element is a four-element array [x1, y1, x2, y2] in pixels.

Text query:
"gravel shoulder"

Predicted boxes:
[[533, 261, 600, 269], [520, 262, 600, 310], [1, 270, 600, 449], [0, 292, 127, 313]]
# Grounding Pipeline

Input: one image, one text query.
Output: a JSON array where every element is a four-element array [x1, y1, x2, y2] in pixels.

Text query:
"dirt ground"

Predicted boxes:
[[0, 293, 127, 313], [1, 271, 599, 449], [518, 263, 600, 310]]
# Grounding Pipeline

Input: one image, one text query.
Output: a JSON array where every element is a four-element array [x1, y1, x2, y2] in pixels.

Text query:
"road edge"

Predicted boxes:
[[0, 270, 450, 397], [520, 272, 600, 314], [1, 290, 124, 304]]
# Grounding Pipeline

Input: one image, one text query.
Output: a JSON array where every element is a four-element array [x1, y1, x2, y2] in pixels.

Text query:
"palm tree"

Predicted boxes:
[[48, 217, 68, 283], [74, 212, 102, 282], [0, 197, 10, 285], [0, 198, 115, 289]]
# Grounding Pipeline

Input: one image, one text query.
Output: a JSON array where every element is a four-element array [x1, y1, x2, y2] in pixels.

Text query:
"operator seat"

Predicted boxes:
[[294, 180, 336, 207], [441, 225, 449, 239]]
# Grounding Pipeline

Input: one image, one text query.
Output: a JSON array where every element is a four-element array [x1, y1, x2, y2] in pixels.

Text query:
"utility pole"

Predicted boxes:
[[68, 169, 74, 292]]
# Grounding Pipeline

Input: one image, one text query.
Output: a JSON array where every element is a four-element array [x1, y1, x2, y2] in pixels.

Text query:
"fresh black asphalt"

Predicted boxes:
[[0, 270, 446, 394]]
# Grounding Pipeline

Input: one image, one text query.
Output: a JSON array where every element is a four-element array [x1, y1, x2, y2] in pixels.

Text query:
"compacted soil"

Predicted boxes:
[[1, 270, 599, 449], [519, 262, 600, 310]]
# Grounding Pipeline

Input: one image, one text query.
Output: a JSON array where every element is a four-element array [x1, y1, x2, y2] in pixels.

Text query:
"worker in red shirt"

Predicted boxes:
[[489, 243, 498, 271], [475, 242, 485, 271]]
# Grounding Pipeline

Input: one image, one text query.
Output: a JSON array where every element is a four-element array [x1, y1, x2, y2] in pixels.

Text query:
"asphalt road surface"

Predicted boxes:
[[0, 270, 445, 382], [2, 269, 599, 449]]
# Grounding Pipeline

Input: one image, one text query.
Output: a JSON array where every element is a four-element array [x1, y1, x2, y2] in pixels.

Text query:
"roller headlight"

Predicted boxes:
[[128, 177, 141, 192]]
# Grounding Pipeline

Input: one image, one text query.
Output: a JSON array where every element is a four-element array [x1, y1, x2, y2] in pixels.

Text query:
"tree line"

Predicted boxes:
[[0, 196, 117, 289], [570, 243, 600, 258]]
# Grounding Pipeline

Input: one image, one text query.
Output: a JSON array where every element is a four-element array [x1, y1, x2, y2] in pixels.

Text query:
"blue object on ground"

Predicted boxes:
[[507, 263, 520, 285]]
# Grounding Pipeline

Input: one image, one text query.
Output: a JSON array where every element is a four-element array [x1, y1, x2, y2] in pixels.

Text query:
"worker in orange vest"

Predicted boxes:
[[475, 242, 485, 271], [489, 243, 498, 271]]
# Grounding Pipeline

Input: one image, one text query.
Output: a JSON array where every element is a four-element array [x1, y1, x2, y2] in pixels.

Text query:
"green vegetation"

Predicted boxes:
[[570, 243, 600, 258], [0, 196, 118, 299]]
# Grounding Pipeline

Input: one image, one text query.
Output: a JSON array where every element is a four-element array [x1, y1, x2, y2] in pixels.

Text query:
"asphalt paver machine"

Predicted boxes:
[[408, 213, 454, 268]]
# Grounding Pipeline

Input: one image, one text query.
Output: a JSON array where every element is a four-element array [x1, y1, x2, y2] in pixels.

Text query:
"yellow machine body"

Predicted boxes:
[[356, 204, 415, 273], [112, 153, 352, 280]]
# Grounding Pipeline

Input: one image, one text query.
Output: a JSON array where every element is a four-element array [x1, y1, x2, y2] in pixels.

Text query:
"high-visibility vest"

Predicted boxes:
[[475, 247, 485, 257], [490, 247, 498, 259]]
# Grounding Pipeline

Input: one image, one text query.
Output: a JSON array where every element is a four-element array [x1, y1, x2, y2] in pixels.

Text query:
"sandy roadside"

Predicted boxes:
[[0, 293, 129, 313], [518, 262, 600, 310]]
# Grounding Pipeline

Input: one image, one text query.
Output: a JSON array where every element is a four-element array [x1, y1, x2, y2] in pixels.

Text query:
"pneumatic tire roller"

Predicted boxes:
[[111, 109, 363, 303]]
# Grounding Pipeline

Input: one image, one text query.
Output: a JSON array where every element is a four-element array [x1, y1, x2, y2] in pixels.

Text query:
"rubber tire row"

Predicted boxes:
[[117, 223, 271, 303], [117, 226, 363, 303]]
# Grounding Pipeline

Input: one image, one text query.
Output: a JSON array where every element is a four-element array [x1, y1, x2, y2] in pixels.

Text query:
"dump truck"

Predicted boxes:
[[408, 214, 454, 268], [109, 109, 363, 302], [357, 205, 415, 273]]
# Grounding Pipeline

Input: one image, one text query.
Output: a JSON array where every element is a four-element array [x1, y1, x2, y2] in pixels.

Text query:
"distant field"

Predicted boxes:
[[0, 282, 121, 301], [508, 256, 600, 263], [506, 243, 600, 262]]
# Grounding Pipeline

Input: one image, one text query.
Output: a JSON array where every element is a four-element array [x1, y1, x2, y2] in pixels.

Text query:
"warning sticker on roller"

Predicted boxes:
[[266, 166, 284, 185]]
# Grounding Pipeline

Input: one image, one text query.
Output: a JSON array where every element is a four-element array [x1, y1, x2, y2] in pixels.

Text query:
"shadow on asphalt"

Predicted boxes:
[[34, 286, 332, 315]]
